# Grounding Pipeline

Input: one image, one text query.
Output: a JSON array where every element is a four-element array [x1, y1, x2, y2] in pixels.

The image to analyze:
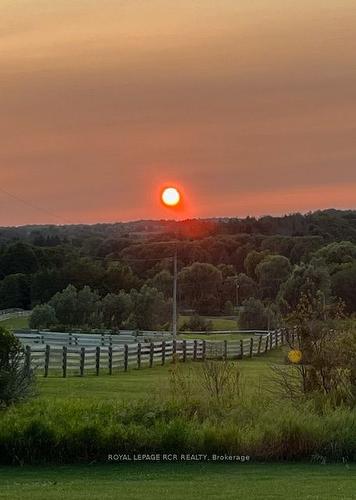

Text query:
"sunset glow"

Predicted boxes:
[[0, 1, 356, 225]]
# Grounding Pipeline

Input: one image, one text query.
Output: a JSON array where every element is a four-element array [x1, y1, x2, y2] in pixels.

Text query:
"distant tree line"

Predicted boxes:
[[2, 210, 356, 330]]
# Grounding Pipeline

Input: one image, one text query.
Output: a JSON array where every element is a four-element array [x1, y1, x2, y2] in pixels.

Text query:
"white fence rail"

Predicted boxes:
[[19, 329, 294, 377]]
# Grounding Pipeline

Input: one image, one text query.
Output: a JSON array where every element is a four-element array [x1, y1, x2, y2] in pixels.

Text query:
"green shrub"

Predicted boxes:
[[0, 327, 35, 408]]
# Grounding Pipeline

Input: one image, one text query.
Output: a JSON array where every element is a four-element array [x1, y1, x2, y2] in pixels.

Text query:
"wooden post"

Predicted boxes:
[[193, 340, 198, 361], [41, 334, 45, 345], [223, 340, 228, 361], [124, 344, 129, 372], [183, 340, 187, 362], [68, 333, 72, 346], [62, 346, 67, 378], [44, 345, 50, 377], [108, 346, 113, 375], [95, 346, 100, 376], [101, 333, 105, 347], [80, 347, 85, 377], [265, 335, 269, 352], [137, 343, 142, 369], [149, 342, 154, 368], [269, 332, 273, 350], [24, 345, 31, 375], [202, 340, 206, 361], [276, 330, 279, 347], [249, 337, 254, 358], [162, 341, 166, 366], [240, 339, 244, 359]]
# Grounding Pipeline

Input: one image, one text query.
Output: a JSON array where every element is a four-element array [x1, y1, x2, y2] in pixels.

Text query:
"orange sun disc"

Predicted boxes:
[[161, 187, 181, 207]]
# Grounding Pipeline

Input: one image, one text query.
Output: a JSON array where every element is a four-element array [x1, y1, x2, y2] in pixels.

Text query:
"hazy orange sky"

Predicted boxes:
[[1, 0, 356, 226]]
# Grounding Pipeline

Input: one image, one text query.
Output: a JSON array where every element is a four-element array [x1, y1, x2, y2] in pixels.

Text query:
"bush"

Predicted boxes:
[[239, 298, 269, 329], [29, 304, 57, 329], [180, 314, 213, 332], [0, 327, 35, 408], [1, 395, 356, 464]]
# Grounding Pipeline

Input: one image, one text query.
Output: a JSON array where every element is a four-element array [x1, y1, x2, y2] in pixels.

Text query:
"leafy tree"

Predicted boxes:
[[101, 292, 132, 329], [256, 255, 292, 300], [278, 263, 331, 313], [239, 298, 269, 330], [0, 274, 31, 309], [178, 263, 223, 314], [331, 264, 356, 313], [129, 285, 171, 330], [311, 241, 356, 274], [0, 327, 34, 407], [244, 250, 269, 280], [31, 269, 64, 305], [29, 304, 57, 329], [103, 262, 140, 294], [236, 273, 258, 303], [77, 286, 101, 326], [147, 269, 173, 299], [49, 285, 78, 327], [0, 242, 38, 277]]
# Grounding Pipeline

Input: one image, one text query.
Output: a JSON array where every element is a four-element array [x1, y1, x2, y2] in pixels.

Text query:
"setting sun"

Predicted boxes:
[[161, 187, 181, 207]]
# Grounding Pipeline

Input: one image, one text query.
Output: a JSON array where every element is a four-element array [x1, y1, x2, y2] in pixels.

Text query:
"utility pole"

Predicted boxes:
[[172, 250, 178, 338], [236, 282, 240, 309]]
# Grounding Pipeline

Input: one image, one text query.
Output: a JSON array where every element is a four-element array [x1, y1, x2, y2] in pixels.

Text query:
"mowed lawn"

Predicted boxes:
[[0, 316, 29, 330], [0, 463, 355, 500], [36, 349, 282, 402]]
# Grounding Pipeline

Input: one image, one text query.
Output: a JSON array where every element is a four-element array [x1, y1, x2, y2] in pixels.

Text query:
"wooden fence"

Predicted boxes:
[[21, 329, 293, 377]]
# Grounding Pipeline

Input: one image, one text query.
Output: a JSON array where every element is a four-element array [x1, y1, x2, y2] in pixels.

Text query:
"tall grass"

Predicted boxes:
[[1, 392, 356, 464]]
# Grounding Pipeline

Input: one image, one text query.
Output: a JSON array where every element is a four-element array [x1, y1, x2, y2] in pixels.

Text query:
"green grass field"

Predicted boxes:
[[36, 349, 282, 403], [0, 316, 29, 330], [179, 315, 238, 331], [0, 463, 355, 500]]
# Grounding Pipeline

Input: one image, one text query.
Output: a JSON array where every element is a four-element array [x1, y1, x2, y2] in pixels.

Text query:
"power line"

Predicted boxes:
[[0, 187, 74, 225]]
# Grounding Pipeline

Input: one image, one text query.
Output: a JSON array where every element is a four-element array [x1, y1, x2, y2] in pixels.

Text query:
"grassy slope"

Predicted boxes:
[[0, 463, 355, 500], [179, 315, 238, 331], [37, 349, 282, 403], [0, 316, 29, 330]]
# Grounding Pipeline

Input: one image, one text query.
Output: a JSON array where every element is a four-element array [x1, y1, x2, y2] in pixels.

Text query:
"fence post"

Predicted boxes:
[[149, 342, 154, 367], [24, 345, 31, 375], [183, 340, 187, 362], [137, 343, 142, 369], [62, 346, 67, 378], [108, 346, 113, 375], [240, 339, 244, 359], [202, 340, 206, 361], [269, 332, 273, 350], [193, 340, 198, 361], [161, 341, 166, 366], [44, 345, 50, 377], [41, 333, 45, 345], [223, 340, 228, 361], [124, 344, 129, 372], [68, 333, 72, 346], [249, 337, 254, 358], [101, 333, 105, 347], [80, 347, 85, 376], [276, 330, 279, 348], [95, 346, 100, 376]]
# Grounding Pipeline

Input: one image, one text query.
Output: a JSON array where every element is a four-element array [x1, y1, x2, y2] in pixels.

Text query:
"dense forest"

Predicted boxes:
[[2, 209, 356, 330]]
